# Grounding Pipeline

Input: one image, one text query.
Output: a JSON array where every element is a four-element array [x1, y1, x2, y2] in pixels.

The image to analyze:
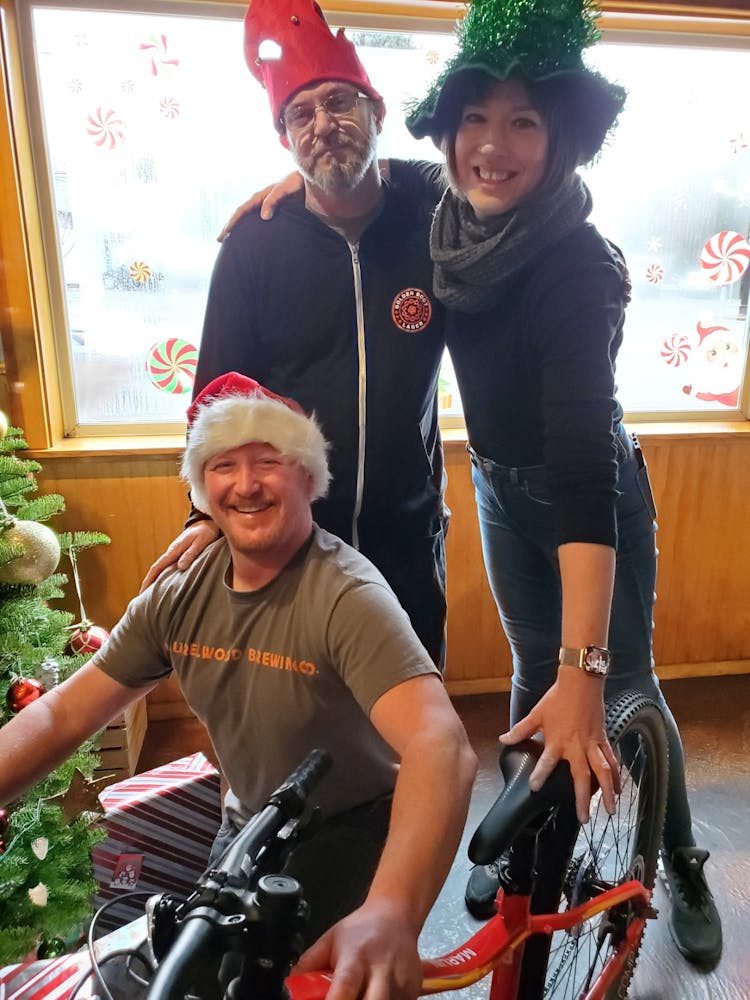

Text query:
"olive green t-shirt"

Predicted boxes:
[[95, 526, 439, 823]]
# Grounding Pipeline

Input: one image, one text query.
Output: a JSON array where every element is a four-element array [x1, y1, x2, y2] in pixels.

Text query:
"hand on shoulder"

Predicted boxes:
[[139, 520, 221, 593]]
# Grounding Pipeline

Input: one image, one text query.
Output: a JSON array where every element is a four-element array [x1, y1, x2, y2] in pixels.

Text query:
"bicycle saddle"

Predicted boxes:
[[468, 739, 575, 865]]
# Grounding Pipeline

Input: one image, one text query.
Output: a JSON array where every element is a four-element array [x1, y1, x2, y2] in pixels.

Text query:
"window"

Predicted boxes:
[[13, 3, 750, 433]]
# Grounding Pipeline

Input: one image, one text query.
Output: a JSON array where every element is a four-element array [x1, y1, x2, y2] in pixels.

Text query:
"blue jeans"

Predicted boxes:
[[469, 428, 693, 849]]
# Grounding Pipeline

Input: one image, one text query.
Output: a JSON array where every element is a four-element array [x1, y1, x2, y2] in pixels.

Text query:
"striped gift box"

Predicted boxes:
[[91, 752, 221, 933], [0, 954, 92, 1000], [0, 918, 147, 999]]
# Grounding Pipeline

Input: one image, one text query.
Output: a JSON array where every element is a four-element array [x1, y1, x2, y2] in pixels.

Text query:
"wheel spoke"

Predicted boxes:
[[533, 693, 668, 999]]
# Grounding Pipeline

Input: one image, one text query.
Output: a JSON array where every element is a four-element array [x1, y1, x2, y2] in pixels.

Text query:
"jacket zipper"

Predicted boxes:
[[349, 242, 366, 550]]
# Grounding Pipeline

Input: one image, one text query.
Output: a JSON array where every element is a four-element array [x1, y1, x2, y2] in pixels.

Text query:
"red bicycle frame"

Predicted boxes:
[[287, 879, 652, 1000]]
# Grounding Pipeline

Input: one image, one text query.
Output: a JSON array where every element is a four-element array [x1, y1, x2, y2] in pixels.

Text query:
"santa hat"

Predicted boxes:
[[182, 372, 330, 514], [243, 0, 382, 137]]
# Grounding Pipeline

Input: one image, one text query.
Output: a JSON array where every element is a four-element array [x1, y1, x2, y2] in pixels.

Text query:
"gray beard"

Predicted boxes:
[[296, 121, 378, 196]]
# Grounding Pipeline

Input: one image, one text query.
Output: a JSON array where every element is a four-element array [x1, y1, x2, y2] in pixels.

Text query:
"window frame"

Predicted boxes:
[[1, 0, 749, 451]]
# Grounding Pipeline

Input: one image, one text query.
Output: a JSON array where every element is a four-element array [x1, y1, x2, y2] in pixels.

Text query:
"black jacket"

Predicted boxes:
[[195, 178, 446, 547], [447, 222, 627, 548]]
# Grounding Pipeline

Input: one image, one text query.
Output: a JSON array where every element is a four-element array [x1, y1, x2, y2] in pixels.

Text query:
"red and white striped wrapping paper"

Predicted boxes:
[[0, 918, 146, 999], [91, 752, 221, 933]]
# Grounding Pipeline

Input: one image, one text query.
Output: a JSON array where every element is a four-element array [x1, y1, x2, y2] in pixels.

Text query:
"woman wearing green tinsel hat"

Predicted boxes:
[[406, 0, 721, 969]]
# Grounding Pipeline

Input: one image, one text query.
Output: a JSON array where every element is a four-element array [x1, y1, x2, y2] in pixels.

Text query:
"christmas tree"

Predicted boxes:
[[0, 414, 111, 965]]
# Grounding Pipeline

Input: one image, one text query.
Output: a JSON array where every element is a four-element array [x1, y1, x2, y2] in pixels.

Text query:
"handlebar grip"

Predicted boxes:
[[284, 749, 333, 797]]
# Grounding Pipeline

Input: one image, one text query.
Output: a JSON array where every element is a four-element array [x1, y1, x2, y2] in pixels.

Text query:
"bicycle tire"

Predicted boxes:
[[516, 690, 669, 1000]]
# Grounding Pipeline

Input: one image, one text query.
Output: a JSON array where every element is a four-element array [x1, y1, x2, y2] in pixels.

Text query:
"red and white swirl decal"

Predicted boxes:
[[391, 288, 432, 333], [140, 34, 180, 76], [699, 230, 750, 286], [660, 333, 691, 367], [86, 107, 126, 149], [645, 263, 664, 284], [160, 97, 180, 119]]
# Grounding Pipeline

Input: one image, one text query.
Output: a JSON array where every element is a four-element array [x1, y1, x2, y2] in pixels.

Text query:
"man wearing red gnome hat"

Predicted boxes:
[[0, 373, 475, 1000], [142, 0, 449, 669]]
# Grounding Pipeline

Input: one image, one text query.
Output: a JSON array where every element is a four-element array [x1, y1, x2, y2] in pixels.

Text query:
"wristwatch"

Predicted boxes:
[[558, 645, 611, 677]]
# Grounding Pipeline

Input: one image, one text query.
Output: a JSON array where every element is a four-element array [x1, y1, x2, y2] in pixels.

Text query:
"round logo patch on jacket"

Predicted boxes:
[[391, 287, 432, 333]]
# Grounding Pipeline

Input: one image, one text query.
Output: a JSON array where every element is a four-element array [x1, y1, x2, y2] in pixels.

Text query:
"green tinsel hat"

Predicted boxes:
[[406, 0, 626, 164]]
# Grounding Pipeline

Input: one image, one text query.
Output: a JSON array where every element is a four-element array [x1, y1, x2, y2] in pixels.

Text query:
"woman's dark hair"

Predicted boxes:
[[437, 67, 624, 197]]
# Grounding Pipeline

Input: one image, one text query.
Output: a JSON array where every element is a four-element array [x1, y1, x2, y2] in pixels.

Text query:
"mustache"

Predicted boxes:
[[311, 133, 354, 155]]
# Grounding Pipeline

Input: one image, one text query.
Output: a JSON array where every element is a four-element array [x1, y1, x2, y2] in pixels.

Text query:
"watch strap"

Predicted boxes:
[[558, 645, 611, 676]]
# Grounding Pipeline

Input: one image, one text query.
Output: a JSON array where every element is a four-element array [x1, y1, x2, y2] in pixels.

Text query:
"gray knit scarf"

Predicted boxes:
[[430, 174, 593, 314]]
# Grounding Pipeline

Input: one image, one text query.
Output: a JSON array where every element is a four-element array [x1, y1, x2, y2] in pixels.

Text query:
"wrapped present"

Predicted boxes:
[[0, 918, 147, 999], [91, 752, 221, 933]]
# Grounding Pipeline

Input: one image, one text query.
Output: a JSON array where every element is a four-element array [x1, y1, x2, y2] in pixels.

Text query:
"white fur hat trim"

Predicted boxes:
[[181, 392, 330, 513]]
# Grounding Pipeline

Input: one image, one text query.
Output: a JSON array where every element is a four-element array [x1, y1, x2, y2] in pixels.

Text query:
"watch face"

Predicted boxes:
[[584, 648, 609, 674]]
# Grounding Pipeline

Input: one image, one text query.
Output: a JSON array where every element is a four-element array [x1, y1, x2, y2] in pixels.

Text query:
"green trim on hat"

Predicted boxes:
[[406, 0, 622, 155]]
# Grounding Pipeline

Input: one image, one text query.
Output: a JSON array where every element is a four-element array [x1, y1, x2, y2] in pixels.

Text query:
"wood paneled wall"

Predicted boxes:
[[32, 431, 750, 716]]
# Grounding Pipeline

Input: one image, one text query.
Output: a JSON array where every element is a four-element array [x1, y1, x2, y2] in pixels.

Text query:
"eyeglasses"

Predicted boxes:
[[281, 90, 370, 132]]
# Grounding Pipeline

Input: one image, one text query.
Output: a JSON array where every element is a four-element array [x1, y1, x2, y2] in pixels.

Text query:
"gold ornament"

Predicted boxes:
[[45, 769, 111, 824], [0, 410, 8, 439], [0, 520, 61, 584]]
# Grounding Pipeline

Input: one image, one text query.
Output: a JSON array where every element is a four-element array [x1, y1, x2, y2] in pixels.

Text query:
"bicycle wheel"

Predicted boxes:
[[517, 690, 669, 1000]]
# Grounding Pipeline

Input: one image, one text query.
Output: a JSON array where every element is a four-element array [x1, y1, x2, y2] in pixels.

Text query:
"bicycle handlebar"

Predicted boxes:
[[217, 749, 332, 879], [147, 749, 333, 1000]]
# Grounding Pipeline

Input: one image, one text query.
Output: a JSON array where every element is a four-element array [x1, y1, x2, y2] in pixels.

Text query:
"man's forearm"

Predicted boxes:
[[0, 694, 87, 803], [0, 662, 151, 805], [366, 722, 476, 931]]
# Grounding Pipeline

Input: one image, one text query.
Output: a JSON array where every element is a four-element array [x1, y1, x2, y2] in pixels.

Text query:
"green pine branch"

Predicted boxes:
[[0, 427, 28, 451], [17, 495, 67, 522], [58, 531, 111, 552], [0, 420, 112, 961]]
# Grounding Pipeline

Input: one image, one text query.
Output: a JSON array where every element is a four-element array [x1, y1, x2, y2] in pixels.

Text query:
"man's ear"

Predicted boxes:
[[278, 131, 290, 151], [374, 100, 386, 135]]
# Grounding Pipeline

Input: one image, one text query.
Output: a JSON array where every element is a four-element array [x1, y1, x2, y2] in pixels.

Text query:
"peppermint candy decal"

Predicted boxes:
[[699, 230, 750, 286], [660, 333, 691, 368], [86, 107, 126, 150], [160, 96, 180, 119], [146, 338, 198, 394], [646, 263, 664, 285], [130, 261, 152, 283]]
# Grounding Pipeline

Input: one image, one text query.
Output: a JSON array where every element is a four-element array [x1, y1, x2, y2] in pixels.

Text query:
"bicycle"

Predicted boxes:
[[75, 688, 668, 1000]]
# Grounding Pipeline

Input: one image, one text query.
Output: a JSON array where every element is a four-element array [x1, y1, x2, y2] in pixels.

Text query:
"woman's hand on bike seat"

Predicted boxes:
[[293, 899, 422, 1000], [498, 671, 621, 824]]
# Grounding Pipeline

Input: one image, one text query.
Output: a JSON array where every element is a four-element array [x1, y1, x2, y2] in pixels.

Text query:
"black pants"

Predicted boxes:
[[208, 794, 393, 947], [359, 520, 449, 672]]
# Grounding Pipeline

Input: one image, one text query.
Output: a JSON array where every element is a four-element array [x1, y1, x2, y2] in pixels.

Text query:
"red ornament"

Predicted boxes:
[[7, 677, 45, 713], [0, 807, 8, 833], [68, 624, 110, 656]]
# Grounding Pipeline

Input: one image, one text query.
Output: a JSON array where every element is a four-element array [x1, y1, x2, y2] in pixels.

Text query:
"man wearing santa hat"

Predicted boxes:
[[0, 373, 475, 1000], [142, 0, 448, 670]]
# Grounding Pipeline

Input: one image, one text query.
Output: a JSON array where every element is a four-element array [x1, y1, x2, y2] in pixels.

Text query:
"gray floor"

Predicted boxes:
[[138, 675, 750, 999], [418, 678, 750, 999]]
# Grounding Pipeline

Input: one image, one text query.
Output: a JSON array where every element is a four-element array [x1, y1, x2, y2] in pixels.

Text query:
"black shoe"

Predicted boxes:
[[661, 847, 722, 966], [465, 861, 503, 919]]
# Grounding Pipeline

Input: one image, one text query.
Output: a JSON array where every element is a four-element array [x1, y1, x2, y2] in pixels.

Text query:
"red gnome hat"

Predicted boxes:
[[243, 0, 382, 142]]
